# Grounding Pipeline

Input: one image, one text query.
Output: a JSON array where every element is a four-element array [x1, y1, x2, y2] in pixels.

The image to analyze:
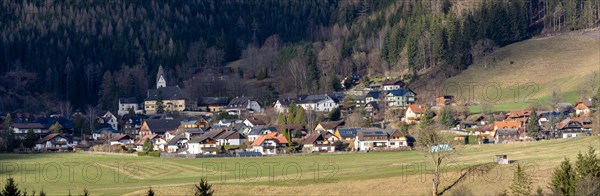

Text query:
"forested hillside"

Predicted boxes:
[[0, 0, 598, 113]]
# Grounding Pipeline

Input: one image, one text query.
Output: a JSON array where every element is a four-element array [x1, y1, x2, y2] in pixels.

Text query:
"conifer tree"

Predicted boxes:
[[510, 164, 532, 196], [526, 110, 540, 139], [550, 158, 576, 196], [1, 177, 21, 196], [194, 178, 214, 196]]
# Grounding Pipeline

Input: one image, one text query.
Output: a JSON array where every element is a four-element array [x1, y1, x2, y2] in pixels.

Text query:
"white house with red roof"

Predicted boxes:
[[404, 104, 425, 124], [250, 132, 289, 155]]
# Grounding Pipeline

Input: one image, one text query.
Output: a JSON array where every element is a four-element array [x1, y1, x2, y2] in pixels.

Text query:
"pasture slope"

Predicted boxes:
[[0, 136, 598, 195], [442, 31, 600, 113]]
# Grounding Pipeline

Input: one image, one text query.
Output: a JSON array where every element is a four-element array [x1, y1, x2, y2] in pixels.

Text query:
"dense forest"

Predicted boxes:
[[0, 0, 598, 113]]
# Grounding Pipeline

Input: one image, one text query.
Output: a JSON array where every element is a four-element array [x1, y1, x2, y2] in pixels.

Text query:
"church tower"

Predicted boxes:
[[156, 65, 166, 89]]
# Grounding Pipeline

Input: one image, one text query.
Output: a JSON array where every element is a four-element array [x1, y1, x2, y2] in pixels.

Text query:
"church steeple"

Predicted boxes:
[[156, 65, 166, 89]]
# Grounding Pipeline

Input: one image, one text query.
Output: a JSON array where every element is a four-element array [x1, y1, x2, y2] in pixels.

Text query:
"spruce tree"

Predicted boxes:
[[194, 178, 214, 196], [575, 146, 600, 179], [147, 187, 155, 196], [510, 164, 532, 196], [1, 177, 21, 196], [526, 110, 540, 139], [156, 90, 165, 114], [143, 139, 153, 152], [328, 108, 341, 121], [550, 158, 576, 196], [293, 107, 305, 125], [420, 109, 434, 128], [24, 129, 37, 148], [276, 113, 286, 125]]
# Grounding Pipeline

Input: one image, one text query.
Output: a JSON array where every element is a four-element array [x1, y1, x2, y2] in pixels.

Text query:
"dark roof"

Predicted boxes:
[[197, 97, 230, 106], [167, 135, 187, 146], [302, 134, 325, 145], [245, 118, 266, 126], [144, 119, 181, 134], [337, 127, 360, 137], [36, 117, 73, 130], [248, 126, 277, 135], [365, 101, 380, 109], [146, 86, 187, 101], [228, 96, 251, 108], [356, 129, 393, 141], [36, 133, 70, 144], [202, 129, 227, 139], [366, 91, 381, 99], [119, 97, 138, 104], [387, 89, 415, 96], [111, 134, 134, 141], [13, 123, 45, 129], [93, 127, 120, 134], [216, 131, 246, 140], [298, 94, 339, 104], [185, 128, 205, 134]]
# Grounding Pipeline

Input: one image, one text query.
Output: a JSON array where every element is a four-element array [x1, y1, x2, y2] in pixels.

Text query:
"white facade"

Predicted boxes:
[[298, 99, 338, 112], [383, 85, 402, 91], [118, 101, 143, 116], [188, 142, 218, 155], [102, 112, 119, 130]]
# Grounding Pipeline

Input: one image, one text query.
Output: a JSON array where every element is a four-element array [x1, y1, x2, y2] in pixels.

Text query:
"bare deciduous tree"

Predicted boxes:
[[471, 39, 497, 68]]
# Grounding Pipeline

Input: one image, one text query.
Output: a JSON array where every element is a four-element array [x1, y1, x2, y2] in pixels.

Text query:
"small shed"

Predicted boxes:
[[496, 155, 509, 164]]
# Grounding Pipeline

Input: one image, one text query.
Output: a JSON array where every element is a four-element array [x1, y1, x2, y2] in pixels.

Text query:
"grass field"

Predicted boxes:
[[1, 137, 599, 195], [442, 32, 600, 113]]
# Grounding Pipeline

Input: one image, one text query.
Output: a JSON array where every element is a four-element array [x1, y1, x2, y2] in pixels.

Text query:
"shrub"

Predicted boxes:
[[148, 151, 161, 157], [137, 151, 148, 156]]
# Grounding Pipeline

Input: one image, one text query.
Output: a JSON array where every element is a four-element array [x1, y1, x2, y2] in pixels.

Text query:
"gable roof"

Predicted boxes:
[[495, 128, 520, 136], [575, 98, 593, 107], [227, 97, 251, 108], [245, 118, 266, 126], [144, 119, 181, 134], [93, 127, 120, 134], [337, 127, 360, 137], [111, 134, 134, 141], [387, 89, 415, 96], [298, 94, 339, 104], [407, 104, 425, 114], [556, 118, 583, 130], [302, 134, 325, 145], [494, 121, 521, 129], [248, 126, 278, 135], [167, 135, 188, 146], [251, 132, 289, 146], [146, 86, 187, 101], [366, 91, 381, 99], [13, 123, 45, 129], [119, 97, 138, 104], [318, 120, 345, 130], [197, 97, 230, 106], [135, 134, 158, 145], [36, 133, 69, 144]]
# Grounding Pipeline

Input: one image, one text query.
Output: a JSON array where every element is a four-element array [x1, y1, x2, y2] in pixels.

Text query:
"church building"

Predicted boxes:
[[144, 65, 188, 114]]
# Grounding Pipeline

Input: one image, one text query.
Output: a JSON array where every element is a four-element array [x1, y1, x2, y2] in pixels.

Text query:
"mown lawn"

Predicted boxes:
[[1, 136, 599, 195]]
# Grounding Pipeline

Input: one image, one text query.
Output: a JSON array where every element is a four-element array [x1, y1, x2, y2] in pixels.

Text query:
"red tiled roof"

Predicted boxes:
[[407, 104, 425, 114], [135, 134, 157, 145], [111, 134, 134, 141], [494, 121, 520, 129], [251, 132, 288, 146]]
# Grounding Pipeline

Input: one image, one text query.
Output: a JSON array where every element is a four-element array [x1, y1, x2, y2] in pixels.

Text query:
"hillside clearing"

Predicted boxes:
[[442, 33, 600, 113]]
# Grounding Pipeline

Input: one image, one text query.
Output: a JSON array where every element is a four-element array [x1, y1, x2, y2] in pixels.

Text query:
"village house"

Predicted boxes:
[[404, 104, 425, 124], [226, 96, 263, 115], [243, 117, 267, 128], [247, 126, 277, 142], [98, 111, 118, 130], [197, 97, 229, 112], [296, 94, 340, 112], [382, 79, 406, 91], [334, 127, 360, 142], [109, 134, 135, 146], [187, 137, 218, 155], [575, 116, 593, 131], [232, 123, 252, 135], [556, 118, 585, 138], [505, 110, 532, 128], [494, 128, 521, 144], [118, 97, 143, 116], [121, 114, 144, 136], [250, 132, 289, 155], [574, 98, 593, 116], [385, 89, 416, 109], [135, 134, 167, 152], [276, 124, 306, 141], [314, 120, 345, 134], [273, 95, 298, 113], [92, 127, 121, 140], [12, 122, 47, 139], [353, 129, 408, 151], [166, 135, 189, 153], [145, 66, 188, 114], [214, 131, 246, 145], [364, 101, 381, 117], [139, 119, 181, 137], [301, 134, 335, 153], [365, 91, 381, 103], [35, 133, 73, 152]]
